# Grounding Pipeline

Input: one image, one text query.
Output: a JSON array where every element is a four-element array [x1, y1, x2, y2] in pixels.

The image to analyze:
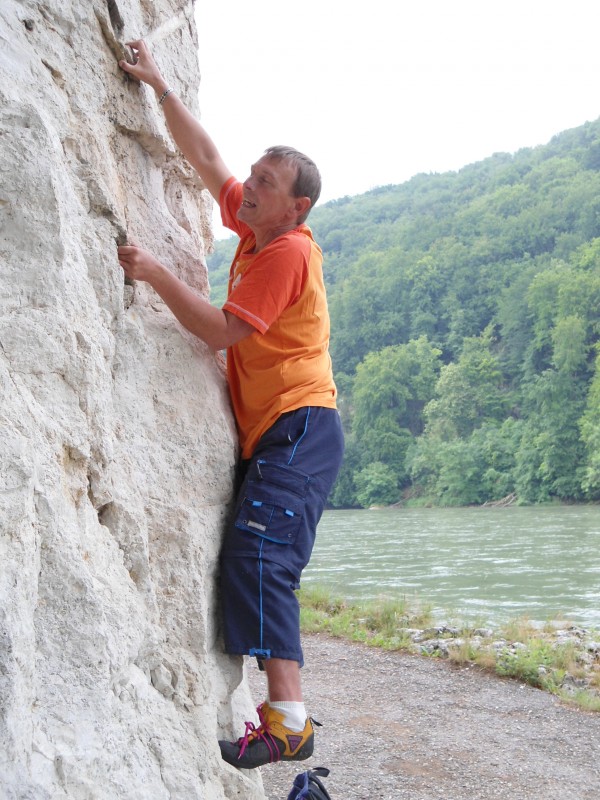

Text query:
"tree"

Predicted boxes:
[[407, 419, 521, 505], [515, 367, 587, 503], [207, 120, 600, 506], [579, 347, 600, 499], [352, 336, 442, 438], [422, 325, 510, 440], [348, 337, 442, 500], [354, 462, 399, 508]]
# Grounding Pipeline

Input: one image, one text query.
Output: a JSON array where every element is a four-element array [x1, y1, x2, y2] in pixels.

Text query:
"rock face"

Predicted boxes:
[[0, 2, 263, 797]]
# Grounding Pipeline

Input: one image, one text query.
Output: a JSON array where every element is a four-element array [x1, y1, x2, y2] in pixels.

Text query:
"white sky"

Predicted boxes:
[[194, 0, 600, 238]]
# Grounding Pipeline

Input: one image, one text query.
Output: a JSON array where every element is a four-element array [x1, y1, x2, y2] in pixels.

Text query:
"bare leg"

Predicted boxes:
[[264, 658, 303, 702], [219, 656, 313, 766]]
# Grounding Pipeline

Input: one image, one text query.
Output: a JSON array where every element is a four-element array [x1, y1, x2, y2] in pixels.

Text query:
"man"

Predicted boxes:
[[118, 41, 344, 770]]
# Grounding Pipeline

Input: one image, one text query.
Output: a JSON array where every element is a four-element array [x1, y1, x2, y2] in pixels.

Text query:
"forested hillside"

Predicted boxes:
[[207, 119, 600, 507]]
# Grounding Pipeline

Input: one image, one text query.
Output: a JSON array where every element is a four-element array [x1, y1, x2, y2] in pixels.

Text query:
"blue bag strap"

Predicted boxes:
[[286, 770, 310, 800], [287, 767, 331, 800]]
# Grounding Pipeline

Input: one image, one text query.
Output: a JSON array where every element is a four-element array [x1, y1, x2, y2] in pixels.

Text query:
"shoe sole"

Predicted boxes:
[[219, 735, 314, 769]]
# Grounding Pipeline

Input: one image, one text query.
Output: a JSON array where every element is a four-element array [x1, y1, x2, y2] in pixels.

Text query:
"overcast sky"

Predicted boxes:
[[194, 0, 600, 238]]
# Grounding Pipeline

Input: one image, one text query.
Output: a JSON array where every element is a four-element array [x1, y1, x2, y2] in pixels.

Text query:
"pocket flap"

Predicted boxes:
[[252, 459, 310, 498]]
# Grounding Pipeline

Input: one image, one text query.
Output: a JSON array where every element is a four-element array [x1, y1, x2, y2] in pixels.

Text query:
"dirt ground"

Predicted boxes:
[[247, 633, 600, 800]]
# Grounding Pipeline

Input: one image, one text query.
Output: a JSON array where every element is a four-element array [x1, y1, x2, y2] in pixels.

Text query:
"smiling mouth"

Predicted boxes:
[[241, 198, 256, 208]]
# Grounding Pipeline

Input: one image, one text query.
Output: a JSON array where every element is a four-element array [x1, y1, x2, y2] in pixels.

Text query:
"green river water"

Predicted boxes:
[[303, 505, 600, 628]]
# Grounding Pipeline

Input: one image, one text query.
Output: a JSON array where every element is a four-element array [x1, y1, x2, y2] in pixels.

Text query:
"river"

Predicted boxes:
[[303, 505, 600, 629]]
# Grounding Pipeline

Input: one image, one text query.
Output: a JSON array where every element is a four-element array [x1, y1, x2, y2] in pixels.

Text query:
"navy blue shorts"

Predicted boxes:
[[219, 406, 344, 665]]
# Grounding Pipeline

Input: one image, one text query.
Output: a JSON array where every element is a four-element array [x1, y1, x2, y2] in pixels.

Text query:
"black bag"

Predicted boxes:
[[286, 767, 332, 800]]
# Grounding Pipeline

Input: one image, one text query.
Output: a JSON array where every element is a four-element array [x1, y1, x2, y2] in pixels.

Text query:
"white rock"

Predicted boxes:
[[0, 2, 263, 797]]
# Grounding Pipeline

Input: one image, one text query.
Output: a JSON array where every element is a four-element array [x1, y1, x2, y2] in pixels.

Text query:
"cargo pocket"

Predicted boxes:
[[235, 459, 310, 546]]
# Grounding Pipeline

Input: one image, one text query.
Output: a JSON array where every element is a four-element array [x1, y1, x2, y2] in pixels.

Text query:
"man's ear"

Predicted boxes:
[[294, 196, 311, 219]]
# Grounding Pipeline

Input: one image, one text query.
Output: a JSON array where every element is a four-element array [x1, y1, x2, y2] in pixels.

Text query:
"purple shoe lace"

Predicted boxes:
[[237, 703, 281, 763]]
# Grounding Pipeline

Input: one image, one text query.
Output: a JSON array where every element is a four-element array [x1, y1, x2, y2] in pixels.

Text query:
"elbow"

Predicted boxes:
[[205, 333, 233, 351], [199, 324, 242, 352], [187, 307, 241, 351]]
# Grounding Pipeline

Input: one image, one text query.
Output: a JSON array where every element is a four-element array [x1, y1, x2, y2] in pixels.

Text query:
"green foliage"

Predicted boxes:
[[354, 461, 399, 508], [340, 337, 442, 507], [328, 436, 361, 508], [580, 347, 600, 497], [298, 588, 600, 710], [423, 325, 509, 440], [352, 336, 442, 437], [206, 118, 600, 507], [495, 638, 557, 687], [206, 234, 237, 307], [408, 419, 522, 506], [298, 585, 434, 637]]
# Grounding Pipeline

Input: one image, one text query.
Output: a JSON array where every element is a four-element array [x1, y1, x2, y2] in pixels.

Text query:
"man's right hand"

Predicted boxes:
[[119, 40, 168, 95], [118, 38, 232, 204], [117, 243, 164, 284]]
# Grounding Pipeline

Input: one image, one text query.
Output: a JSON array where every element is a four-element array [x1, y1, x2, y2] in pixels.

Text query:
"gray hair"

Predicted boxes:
[[263, 145, 321, 223]]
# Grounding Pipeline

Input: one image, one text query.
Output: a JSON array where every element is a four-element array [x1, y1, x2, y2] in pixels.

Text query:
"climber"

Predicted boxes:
[[117, 41, 344, 770]]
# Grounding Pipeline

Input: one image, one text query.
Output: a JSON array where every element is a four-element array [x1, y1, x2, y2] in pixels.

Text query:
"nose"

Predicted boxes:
[[243, 174, 255, 191]]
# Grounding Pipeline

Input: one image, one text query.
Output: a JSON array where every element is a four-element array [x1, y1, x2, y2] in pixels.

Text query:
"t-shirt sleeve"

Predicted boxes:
[[223, 235, 308, 334], [219, 178, 249, 238]]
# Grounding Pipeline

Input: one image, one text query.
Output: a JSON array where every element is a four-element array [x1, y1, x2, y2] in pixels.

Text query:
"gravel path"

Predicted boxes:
[[248, 633, 600, 800]]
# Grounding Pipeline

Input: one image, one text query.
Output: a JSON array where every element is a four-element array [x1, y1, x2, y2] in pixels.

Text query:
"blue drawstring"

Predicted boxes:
[[258, 538, 264, 648]]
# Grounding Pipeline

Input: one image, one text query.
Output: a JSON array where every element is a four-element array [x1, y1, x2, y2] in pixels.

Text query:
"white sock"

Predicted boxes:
[[267, 700, 307, 732]]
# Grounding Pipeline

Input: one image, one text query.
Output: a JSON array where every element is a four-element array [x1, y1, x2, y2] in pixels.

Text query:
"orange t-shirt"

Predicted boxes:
[[219, 178, 337, 458]]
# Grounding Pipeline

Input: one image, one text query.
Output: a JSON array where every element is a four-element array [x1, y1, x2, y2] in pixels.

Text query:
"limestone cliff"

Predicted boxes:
[[0, 2, 263, 797]]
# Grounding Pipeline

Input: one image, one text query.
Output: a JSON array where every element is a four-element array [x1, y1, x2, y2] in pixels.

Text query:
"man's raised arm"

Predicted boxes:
[[119, 40, 232, 202]]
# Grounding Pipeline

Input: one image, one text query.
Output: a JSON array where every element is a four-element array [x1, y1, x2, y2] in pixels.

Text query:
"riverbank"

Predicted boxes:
[[306, 506, 600, 630], [298, 587, 600, 710], [249, 633, 600, 800]]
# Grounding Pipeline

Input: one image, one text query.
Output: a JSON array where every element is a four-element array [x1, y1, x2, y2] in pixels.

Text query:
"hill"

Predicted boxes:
[[207, 119, 600, 507]]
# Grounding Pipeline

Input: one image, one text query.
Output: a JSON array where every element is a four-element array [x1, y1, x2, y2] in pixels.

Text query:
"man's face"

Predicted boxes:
[[237, 156, 300, 232]]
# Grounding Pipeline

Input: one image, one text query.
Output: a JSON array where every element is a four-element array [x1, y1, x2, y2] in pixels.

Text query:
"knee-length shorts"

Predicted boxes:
[[219, 406, 344, 666]]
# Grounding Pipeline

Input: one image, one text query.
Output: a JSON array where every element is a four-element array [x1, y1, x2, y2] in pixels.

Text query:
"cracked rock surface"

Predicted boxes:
[[1, 2, 263, 797]]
